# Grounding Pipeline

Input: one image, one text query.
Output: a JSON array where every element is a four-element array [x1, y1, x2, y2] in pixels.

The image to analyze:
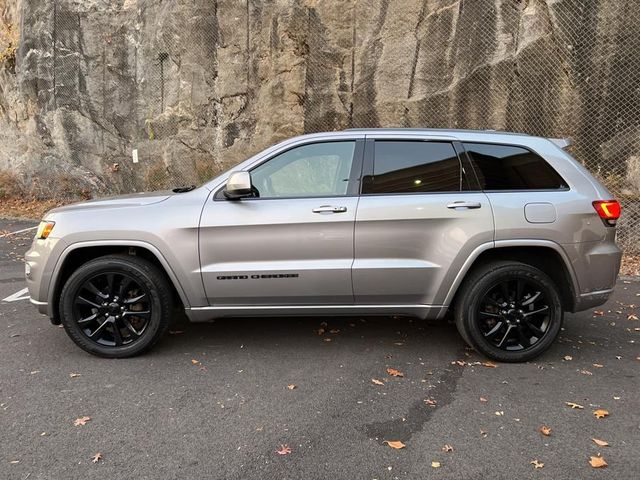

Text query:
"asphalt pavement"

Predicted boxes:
[[1, 217, 638, 480]]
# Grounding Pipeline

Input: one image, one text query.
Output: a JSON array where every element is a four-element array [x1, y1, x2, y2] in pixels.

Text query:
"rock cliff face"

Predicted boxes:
[[0, 0, 638, 197]]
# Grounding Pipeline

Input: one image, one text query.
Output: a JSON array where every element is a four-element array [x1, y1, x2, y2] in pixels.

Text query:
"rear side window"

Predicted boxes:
[[363, 141, 462, 194], [464, 143, 568, 190]]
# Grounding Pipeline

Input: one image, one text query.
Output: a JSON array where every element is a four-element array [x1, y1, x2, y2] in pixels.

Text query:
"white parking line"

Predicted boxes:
[[0, 226, 38, 238], [2, 287, 30, 302]]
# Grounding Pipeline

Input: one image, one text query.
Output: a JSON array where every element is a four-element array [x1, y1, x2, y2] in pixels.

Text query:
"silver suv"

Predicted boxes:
[[25, 129, 622, 361]]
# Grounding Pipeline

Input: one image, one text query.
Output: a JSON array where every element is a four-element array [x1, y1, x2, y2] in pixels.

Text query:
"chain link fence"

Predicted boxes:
[[7, 0, 640, 251]]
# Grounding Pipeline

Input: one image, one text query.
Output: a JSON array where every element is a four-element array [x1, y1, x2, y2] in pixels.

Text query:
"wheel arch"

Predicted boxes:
[[47, 241, 189, 324], [444, 240, 579, 314]]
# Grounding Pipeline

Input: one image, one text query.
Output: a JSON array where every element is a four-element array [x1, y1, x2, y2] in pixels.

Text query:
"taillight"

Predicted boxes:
[[592, 200, 621, 226]]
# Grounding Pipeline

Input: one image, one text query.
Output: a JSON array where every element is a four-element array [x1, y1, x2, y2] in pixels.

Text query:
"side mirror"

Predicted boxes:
[[223, 171, 253, 199]]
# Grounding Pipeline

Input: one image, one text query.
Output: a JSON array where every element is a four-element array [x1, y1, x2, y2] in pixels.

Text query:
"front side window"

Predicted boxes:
[[463, 143, 568, 190], [362, 141, 462, 194], [250, 141, 355, 198]]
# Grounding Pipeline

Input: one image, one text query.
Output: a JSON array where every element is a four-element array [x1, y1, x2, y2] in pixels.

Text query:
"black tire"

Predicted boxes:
[[454, 261, 563, 363], [59, 254, 172, 358]]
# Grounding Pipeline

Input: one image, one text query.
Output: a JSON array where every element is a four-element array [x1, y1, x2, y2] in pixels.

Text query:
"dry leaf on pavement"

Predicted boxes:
[[565, 402, 584, 409], [91, 452, 103, 464], [276, 444, 292, 455], [530, 459, 544, 469], [69, 373, 81, 378], [592, 438, 609, 447], [384, 440, 405, 449], [539, 425, 552, 436], [627, 314, 639, 321], [593, 409, 609, 419], [593, 310, 605, 316], [479, 397, 488, 402], [424, 398, 437, 407], [589, 456, 607, 468], [482, 361, 498, 368], [191, 359, 201, 365], [442, 444, 453, 453], [431, 461, 441, 468], [563, 355, 573, 361], [287, 384, 296, 390], [371, 379, 384, 386], [386, 367, 404, 377], [73, 416, 91, 426]]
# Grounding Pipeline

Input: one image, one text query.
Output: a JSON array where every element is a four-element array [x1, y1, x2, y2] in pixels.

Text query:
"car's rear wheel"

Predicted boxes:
[[454, 261, 563, 363], [59, 255, 172, 358]]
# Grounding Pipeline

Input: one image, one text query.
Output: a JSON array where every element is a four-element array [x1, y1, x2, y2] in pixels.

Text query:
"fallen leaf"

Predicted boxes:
[[480, 430, 488, 437], [191, 359, 201, 365], [287, 384, 296, 390], [371, 379, 384, 386], [530, 459, 544, 469], [563, 355, 573, 361], [442, 444, 453, 452], [565, 402, 584, 409], [592, 438, 609, 447], [592, 363, 604, 368], [9, 460, 19, 464], [431, 461, 441, 468], [69, 373, 81, 378], [539, 425, 552, 436], [384, 440, 405, 449], [323, 338, 332, 342], [316, 328, 325, 335], [495, 411, 504, 416], [593, 409, 609, 419], [386, 367, 404, 377], [593, 310, 604, 316], [329, 329, 340, 334], [482, 361, 498, 368], [393, 342, 404, 346], [589, 456, 607, 468], [91, 452, 102, 463], [73, 416, 91, 426], [424, 398, 437, 407], [479, 397, 488, 403], [276, 444, 292, 455], [628, 314, 639, 321], [580, 369, 593, 376]]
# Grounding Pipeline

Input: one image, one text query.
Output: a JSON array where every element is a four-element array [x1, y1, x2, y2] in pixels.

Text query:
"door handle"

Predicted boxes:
[[446, 201, 482, 209], [312, 205, 348, 214]]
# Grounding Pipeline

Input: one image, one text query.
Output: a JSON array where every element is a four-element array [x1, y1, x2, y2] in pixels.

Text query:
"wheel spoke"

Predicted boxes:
[[524, 319, 545, 337], [484, 296, 502, 308], [84, 281, 107, 299], [515, 279, 525, 304], [515, 326, 530, 348], [479, 311, 501, 318], [123, 319, 141, 337], [76, 296, 102, 309], [521, 291, 541, 306], [123, 310, 150, 318], [89, 318, 111, 338], [78, 313, 99, 324], [500, 282, 511, 303], [111, 322, 124, 346], [124, 294, 146, 304], [523, 306, 549, 317], [106, 273, 115, 296], [118, 277, 133, 299], [484, 321, 504, 339], [497, 324, 514, 348]]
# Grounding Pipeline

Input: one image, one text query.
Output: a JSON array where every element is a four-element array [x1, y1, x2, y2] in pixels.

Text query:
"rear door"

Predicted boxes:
[[353, 135, 493, 306]]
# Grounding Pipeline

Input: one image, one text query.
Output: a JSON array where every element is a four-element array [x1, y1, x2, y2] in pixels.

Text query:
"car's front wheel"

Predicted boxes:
[[59, 254, 172, 358], [454, 261, 563, 363]]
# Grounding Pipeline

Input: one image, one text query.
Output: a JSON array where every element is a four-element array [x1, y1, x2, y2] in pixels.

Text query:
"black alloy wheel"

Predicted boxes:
[[59, 255, 172, 358], [454, 261, 563, 362]]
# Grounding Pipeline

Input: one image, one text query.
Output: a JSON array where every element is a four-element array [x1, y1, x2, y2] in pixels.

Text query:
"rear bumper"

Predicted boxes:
[[573, 288, 615, 312]]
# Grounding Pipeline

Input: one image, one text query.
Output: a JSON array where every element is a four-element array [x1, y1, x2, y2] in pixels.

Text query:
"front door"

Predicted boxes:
[[199, 139, 364, 306], [353, 137, 494, 305]]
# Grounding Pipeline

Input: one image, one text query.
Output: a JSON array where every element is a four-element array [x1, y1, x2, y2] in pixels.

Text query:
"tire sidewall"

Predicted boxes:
[[60, 257, 169, 357]]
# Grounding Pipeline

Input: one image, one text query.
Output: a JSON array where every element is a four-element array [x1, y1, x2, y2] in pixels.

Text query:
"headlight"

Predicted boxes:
[[35, 221, 55, 239]]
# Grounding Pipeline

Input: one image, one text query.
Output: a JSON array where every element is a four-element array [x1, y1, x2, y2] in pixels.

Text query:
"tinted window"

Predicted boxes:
[[464, 143, 567, 190], [250, 141, 355, 198], [363, 141, 461, 194]]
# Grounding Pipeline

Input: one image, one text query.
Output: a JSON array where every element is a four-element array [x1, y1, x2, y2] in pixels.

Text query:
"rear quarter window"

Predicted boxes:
[[463, 143, 568, 190]]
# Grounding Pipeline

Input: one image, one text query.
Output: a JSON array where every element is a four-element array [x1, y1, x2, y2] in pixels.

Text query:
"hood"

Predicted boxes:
[[47, 191, 174, 215]]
